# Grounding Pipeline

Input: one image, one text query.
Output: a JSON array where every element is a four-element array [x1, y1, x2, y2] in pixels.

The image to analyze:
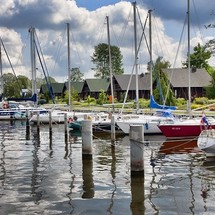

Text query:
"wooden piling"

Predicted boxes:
[[49, 111, 52, 130], [129, 125, 144, 176], [82, 119, 93, 159], [64, 113, 68, 143], [36, 112, 40, 133], [111, 114, 115, 143], [26, 110, 30, 140]]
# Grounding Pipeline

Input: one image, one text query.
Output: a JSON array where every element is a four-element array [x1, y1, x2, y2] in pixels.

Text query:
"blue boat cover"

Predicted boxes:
[[149, 95, 176, 110]]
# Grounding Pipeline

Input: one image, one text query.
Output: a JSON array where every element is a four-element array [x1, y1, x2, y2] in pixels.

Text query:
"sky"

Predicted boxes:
[[0, 0, 215, 83]]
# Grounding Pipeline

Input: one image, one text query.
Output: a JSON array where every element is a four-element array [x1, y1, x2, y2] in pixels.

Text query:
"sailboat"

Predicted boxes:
[[115, 3, 175, 135], [0, 34, 48, 120], [158, 0, 215, 139]]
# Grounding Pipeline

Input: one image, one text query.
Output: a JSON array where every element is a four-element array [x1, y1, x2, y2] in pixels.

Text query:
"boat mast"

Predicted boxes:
[[67, 23, 72, 111], [133, 1, 139, 112], [106, 16, 115, 112], [149, 9, 153, 99], [30, 27, 37, 106], [0, 41, 3, 99], [187, 0, 191, 116]]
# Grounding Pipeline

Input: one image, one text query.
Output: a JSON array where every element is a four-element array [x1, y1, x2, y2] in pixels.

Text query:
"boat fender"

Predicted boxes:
[[87, 115, 92, 120], [145, 122, 149, 130], [3, 103, 9, 109], [68, 117, 73, 123]]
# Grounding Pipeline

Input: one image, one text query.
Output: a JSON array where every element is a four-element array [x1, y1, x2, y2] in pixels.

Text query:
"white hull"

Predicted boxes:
[[0, 108, 48, 120], [30, 110, 94, 124], [197, 129, 215, 156], [115, 114, 173, 134]]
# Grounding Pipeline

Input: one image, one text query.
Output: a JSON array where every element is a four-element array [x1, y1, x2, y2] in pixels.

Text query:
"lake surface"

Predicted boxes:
[[0, 121, 215, 214]]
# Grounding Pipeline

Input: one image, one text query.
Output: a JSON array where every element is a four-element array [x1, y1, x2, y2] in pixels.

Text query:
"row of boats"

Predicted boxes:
[[0, 99, 214, 156]]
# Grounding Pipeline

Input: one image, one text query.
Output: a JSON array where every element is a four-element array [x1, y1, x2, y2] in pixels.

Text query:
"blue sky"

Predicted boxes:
[[76, 0, 126, 11], [0, 0, 214, 82]]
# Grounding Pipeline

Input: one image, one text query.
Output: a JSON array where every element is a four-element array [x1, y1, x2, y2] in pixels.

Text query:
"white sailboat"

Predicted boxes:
[[0, 33, 49, 120], [115, 3, 175, 135]]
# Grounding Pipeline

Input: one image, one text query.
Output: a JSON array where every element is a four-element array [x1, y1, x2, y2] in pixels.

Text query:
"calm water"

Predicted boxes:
[[0, 121, 215, 214]]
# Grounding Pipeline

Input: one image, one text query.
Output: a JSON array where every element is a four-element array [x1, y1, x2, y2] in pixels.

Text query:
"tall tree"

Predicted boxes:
[[3, 73, 22, 98], [205, 66, 215, 99], [182, 43, 212, 70], [70, 67, 84, 82], [152, 57, 176, 106], [91, 43, 124, 79]]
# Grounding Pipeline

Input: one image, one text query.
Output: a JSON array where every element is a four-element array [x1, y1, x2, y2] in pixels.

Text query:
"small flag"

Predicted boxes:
[[201, 114, 208, 126]]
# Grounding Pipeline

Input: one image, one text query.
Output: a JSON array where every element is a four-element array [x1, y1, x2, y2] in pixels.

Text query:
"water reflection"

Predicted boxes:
[[159, 138, 200, 154], [31, 127, 42, 204], [130, 175, 145, 215], [82, 159, 94, 198], [1, 123, 215, 214]]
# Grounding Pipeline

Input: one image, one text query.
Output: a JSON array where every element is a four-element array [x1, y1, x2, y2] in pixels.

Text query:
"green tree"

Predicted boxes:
[[91, 43, 124, 79], [3, 73, 22, 98], [152, 57, 176, 106], [182, 43, 211, 70], [70, 67, 84, 82], [97, 89, 107, 105], [205, 66, 215, 99]]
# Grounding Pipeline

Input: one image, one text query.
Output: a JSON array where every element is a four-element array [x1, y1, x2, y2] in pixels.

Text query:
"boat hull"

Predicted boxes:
[[116, 120, 162, 134], [197, 129, 215, 155], [158, 124, 215, 139]]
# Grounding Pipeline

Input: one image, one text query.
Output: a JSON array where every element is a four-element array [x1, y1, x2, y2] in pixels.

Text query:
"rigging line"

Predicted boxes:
[[111, 3, 132, 47], [152, 16, 165, 58], [49, 28, 65, 77], [137, 7, 150, 55], [191, 0, 205, 43], [34, 31, 51, 79], [0, 37, 22, 92], [34, 41, 55, 104], [70, 27, 82, 68], [163, 14, 187, 106]]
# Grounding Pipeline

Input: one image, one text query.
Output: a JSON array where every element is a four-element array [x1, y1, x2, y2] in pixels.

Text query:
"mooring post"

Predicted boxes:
[[82, 118, 93, 159], [49, 111, 52, 130], [111, 114, 115, 143], [36, 112, 40, 133], [64, 113, 68, 143], [129, 125, 144, 176], [26, 110, 30, 140]]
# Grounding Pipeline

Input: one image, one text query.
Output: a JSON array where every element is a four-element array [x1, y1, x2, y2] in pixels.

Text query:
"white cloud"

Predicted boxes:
[[0, 0, 214, 84]]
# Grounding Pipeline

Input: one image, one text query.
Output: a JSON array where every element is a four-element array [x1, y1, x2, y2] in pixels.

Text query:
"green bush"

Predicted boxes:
[[175, 98, 187, 106], [139, 98, 150, 108], [194, 97, 208, 105]]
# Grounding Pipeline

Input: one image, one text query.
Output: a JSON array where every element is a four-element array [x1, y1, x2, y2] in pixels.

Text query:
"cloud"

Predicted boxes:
[[0, 0, 214, 83]]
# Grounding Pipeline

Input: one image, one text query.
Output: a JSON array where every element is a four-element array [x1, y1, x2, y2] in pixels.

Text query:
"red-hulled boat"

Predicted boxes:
[[158, 117, 215, 139]]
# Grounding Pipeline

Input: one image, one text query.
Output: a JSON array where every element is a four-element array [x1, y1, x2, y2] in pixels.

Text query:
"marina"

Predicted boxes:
[[0, 121, 215, 214]]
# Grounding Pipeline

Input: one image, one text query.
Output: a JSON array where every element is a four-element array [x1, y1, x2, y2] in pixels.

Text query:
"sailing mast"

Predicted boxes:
[[0, 41, 3, 99], [67, 23, 72, 111], [133, 1, 139, 112], [187, 0, 191, 116], [106, 16, 115, 112], [149, 9, 153, 100], [29, 27, 37, 106]]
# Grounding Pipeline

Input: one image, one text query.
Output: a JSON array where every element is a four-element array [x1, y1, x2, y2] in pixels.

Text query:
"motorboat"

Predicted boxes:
[[197, 129, 215, 156]]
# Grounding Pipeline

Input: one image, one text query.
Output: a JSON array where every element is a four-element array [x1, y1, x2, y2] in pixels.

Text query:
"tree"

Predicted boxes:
[[152, 57, 176, 106], [182, 43, 212, 70], [97, 89, 107, 105], [91, 43, 124, 79], [205, 66, 215, 99], [3, 73, 31, 98], [70, 67, 84, 82]]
